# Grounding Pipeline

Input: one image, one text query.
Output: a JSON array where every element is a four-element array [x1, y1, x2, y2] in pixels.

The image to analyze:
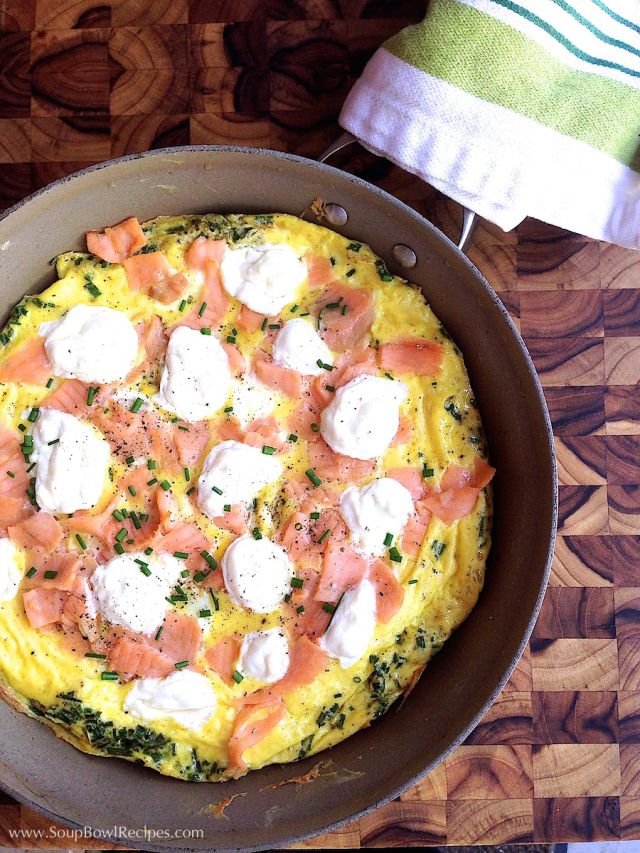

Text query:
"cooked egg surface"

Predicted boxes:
[[0, 213, 493, 782]]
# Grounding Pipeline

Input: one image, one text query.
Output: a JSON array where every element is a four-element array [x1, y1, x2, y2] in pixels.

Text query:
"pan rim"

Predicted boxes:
[[0, 145, 557, 852]]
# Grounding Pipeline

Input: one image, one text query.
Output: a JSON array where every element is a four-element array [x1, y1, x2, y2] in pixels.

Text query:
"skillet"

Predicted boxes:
[[0, 146, 557, 851]]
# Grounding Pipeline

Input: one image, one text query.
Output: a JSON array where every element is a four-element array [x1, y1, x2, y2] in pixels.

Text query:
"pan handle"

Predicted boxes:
[[318, 132, 478, 254]]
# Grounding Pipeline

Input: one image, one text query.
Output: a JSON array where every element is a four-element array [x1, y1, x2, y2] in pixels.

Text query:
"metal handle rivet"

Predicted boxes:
[[392, 244, 417, 269], [324, 204, 348, 226]]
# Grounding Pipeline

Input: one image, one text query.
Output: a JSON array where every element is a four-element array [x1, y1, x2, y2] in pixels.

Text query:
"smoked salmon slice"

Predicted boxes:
[[314, 283, 374, 352], [177, 261, 229, 331], [423, 459, 495, 524], [86, 217, 146, 263], [123, 252, 189, 304], [401, 503, 432, 557], [386, 467, 426, 501], [285, 563, 332, 640], [253, 350, 302, 398], [392, 414, 413, 446], [310, 348, 377, 408], [211, 504, 249, 537], [305, 253, 334, 288], [23, 588, 70, 629], [0, 336, 52, 386], [307, 437, 376, 484], [243, 636, 328, 706], [0, 427, 29, 499], [379, 339, 445, 377], [237, 305, 265, 332], [279, 507, 347, 563], [154, 520, 211, 572], [172, 419, 210, 467], [227, 699, 286, 772], [151, 611, 201, 665], [315, 540, 369, 604], [205, 635, 241, 685], [108, 635, 174, 680], [369, 559, 404, 623], [184, 236, 226, 271], [9, 512, 63, 550], [221, 341, 246, 376], [0, 497, 32, 530], [43, 379, 113, 416], [138, 314, 167, 362], [24, 550, 83, 593]]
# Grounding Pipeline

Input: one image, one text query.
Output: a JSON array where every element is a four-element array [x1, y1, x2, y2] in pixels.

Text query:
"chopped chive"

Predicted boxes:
[[27, 462, 35, 473], [305, 468, 322, 487], [26, 567, 37, 578], [126, 538, 134, 544], [85, 652, 107, 659], [125, 455, 135, 465], [330, 257, 336, 265], [431, 540, 446, 560], [422, 463, 434, 478], [310, 422, 319, 433], [341, 304, 348, 316], [128, 484, 137, 496], [199, 609, 212, 618], [346, 242, 361, 252], [140, 512, 149, 522], [174, 660, 189, 670], [76, 534, 87, 550], [315, 359, 333, 371], [233, 670, 244, 684], [147, 477, 158, 486], [221, 503, 230, 513], [296, 605, 305, 614], [252, 527, 262, 540], [180, 569, 189, 578], [224, 406, 233, 413], [139, 564, 151, 577], [179, 299, 187, 312], [316, 529, 331, 545], [130, 511, 141, 530], [147, 459, 157, 470], [115, 528, 128, 542], [290, 304, 299, 313], [201, 550, 218, 570], [130, 397, 143, 414], [383, 532, 393, 547], [345, 268, 355, 277], [408, 578, 418, 584], [384, 372, 394, 380], [209, 589, 220, 610], [268, 323, 280, 330], [27, 407, 39, 423], [193, 571, 206, 583], [86, 386, 97, 406], [114, 543, 125, 555], [284, 592, 291, 603], [6, 470, 14, 477], [155, 626, 163, 640], [322, 602, 335, 614], [291, 577, 304, 589], [18, 424, 26, 432], [325, 300, 342, 309], [134, 558, 148, 567], [160, 480, 171, 491], [212, 485, 223, 495], [47, 438, 59, 446], [46, 377, 54, 389], [226, 335, 236, 344], [43, 570, 57, 579], [261, 317, 267, 331], [85, 281, 102, 298], [184, 467, 190, 482], [198, 301, 207, 317], [174, 551, 189, 559], [326, 385, 335, 392], [310, 511, 320, 520], [288, 433, 298, 442], [261, 445, 276, 455], [101, 672, 118, 681], [186, 486, 195, 496], [389, 546, 402, 563]]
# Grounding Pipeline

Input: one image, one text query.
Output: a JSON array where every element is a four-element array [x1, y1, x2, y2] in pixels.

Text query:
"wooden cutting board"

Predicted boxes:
[[0, 0, 638, 847]]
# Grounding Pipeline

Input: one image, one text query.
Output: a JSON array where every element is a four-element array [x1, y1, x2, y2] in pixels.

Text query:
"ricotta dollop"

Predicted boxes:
[[90, 551, 184, 635], [197, 439, 282, 518], [232, 375, 276, 429], [124, 670, 217, 731], [41, 304, 138, 383], [32, 408, 110, 514], [0, 538, 22, 602], [339, 478, 415, 556], [320, 374, 407, 460], [156, 326, 231, 422], [320, 579, 377, 668], [222, 535, 292, 614], [239, 628, 290, 683], [220, 243, 306, 314], [272, 318, 333, 376]]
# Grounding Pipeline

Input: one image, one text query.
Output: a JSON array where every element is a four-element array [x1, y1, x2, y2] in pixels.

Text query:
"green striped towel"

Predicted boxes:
[[339, 0, 640, 249]]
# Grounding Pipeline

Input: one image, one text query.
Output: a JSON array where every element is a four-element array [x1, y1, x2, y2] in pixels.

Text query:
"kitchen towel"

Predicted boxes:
[[339, 0, 640, 249]]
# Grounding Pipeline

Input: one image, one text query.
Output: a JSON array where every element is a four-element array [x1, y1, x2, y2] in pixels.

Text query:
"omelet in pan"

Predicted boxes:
[[0, 212, 494, 781]]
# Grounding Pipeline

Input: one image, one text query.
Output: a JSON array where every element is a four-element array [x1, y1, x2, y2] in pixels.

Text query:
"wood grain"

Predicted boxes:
[[0, 0, 639, 845]]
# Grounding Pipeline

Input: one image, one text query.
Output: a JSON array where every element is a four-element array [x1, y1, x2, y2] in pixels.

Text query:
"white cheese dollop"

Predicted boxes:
[[197, 439, 282, 519], [320, 374, 408, 460], [156, 326, 231, 422], [32, 408, 110, 514], [232, 375, 276, 429], [339, 478, 415, 556], [320, 579, 377, 668], [90, 551, 184, 635], [41, 304, 138, 383], [0, 538, 22, 602], [222, 535, 292, 614], [272, 318, 333, 376], [124, 670, 216, 731], [239, 628, 290, 683], [220, 243, 306, 314]]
